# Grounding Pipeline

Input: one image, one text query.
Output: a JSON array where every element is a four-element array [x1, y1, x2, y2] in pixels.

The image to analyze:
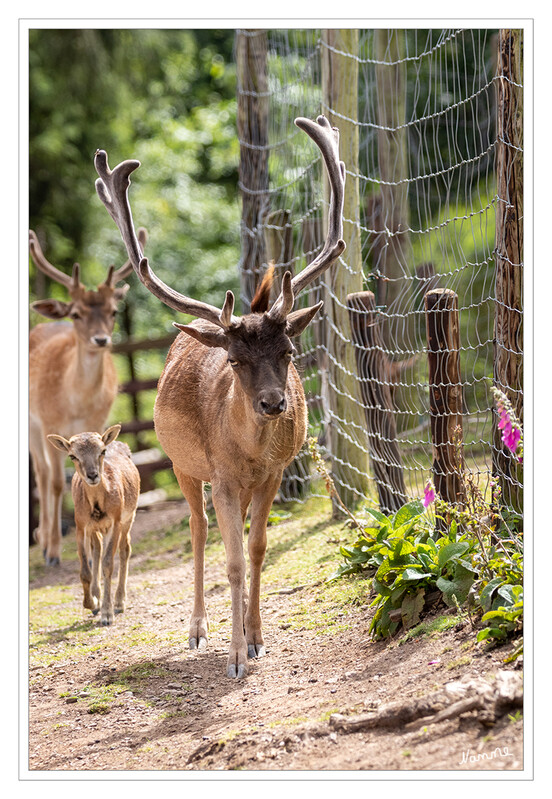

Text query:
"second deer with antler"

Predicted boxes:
[[29, 227, 147, 565], [95, 116, 346, 678]]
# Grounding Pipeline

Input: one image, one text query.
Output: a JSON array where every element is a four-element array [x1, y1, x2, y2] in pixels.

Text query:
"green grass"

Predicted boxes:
[[28, 494, 373, 674]]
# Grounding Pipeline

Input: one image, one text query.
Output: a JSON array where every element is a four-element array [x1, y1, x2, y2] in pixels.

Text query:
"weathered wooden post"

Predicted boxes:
[[321, 28, 369, 509], [374, 29, 411, 332], [493, 29, 523, 512], [236, 29, 269, 313], [263, 208, 293, 301], [425, 289, 465, 510], [347, 291, 407, 513]]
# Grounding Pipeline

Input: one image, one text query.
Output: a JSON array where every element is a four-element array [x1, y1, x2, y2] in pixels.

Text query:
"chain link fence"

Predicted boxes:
[[235, 28, 523, 514]]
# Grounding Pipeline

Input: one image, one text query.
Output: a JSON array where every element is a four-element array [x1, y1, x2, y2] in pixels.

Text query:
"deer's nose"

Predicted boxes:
[[259, 396, 287, 416], [86, 470, 99, 483], [92, 335, 110, 348]]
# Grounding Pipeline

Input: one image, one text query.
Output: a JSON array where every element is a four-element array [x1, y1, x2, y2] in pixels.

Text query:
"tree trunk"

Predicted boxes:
[[236, 29, 269, 313]]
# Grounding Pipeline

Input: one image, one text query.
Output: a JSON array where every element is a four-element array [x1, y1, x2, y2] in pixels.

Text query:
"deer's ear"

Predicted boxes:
[[114, 284, 130, 301], [47, 434, 72, 453], [102, 424, 121, 446], [173, 323, 229, 351], [31, 299, 72, 320], [285, 302, 323, 338]]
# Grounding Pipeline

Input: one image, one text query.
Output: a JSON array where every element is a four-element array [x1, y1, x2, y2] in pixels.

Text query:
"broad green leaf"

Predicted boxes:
[[401, 588, 425, 629], [401, 567, 433, 582], [436, 564, 474, 607], [497, 584, 523, 606], [393, 500, 424, 527], [365, 507, 391, 527], [437, 541, 470, 570], [480, 576, 504, 611]]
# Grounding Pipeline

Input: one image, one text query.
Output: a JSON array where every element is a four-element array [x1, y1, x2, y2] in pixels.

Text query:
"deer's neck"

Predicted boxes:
[[71, 337, 110, 391]]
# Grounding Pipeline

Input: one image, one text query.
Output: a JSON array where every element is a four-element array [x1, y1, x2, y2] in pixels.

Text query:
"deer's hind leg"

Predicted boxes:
[[174, 468, 209, 651]]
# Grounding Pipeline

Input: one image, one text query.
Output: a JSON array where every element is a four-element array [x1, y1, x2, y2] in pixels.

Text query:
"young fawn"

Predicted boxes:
[[48, 425, 140, 626]]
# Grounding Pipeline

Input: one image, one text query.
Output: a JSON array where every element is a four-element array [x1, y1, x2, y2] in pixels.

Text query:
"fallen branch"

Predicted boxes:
[[329, 670, 522, 734]]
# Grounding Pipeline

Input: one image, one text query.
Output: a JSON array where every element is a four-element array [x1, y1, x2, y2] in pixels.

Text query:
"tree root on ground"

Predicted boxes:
[[329, 670, 522, 733]]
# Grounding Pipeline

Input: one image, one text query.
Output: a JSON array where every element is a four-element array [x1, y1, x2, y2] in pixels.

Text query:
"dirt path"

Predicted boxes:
[[27, 500, 524, 773]]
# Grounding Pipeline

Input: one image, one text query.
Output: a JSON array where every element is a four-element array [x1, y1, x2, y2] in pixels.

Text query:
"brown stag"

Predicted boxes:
[[94, 116, 345, 677], [29, 228, 146, 565]]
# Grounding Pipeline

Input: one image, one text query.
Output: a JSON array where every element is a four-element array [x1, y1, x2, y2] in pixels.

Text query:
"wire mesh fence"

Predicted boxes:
[[235, 27, 523, 514]]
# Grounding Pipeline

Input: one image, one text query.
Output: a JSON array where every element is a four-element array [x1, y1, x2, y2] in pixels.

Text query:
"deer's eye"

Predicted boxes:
[[228, 359, 239, 369], [100, 449, 107, 457], [68, 455, 77, 461], [70, 311, 81, 320]]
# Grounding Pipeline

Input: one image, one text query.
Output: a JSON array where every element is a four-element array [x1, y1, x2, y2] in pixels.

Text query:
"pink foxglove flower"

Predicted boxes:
[[423, 481, 435, 508], [491, 386, 523, 463]]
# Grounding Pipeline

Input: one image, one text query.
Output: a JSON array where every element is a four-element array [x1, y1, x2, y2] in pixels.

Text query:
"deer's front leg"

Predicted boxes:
[[76, 524, 98, 614], [175, 470, 209, 650], [246, 473, 282, 659], [212, 482, 248, 679], [100, 523, 121, 626]]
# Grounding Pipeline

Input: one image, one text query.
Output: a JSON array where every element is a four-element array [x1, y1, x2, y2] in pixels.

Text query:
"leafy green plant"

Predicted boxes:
[[330, 500, 478, 638]]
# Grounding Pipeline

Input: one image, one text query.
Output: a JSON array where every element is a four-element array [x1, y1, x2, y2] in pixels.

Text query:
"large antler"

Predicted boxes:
[[94, 114, 345, 328], [29, 230, 80, 292], [29, 227, 143, 293], [267, 115, 346, 322], [94, 151, 237, 329], [104, 226, 149, 286]]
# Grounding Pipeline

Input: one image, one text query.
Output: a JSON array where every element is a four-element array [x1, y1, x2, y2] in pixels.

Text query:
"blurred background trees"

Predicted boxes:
[[29, 28, 240, 339]]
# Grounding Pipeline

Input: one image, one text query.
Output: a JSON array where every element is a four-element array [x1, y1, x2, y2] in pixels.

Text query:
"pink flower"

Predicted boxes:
[[423, 482, 435, 508], [492, 387, 523, 463]]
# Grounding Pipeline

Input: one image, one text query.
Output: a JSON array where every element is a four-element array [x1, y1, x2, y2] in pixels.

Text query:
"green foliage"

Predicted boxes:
[[330, 500, 477, 639], [29, 29, 240, 334], [326, 446, 523, 651]]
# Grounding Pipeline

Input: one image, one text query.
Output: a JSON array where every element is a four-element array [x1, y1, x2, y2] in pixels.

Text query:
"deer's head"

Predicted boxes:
[[94, 116, 346, 418], [29, 228, 147, 352], [48, 424, 121, 486]]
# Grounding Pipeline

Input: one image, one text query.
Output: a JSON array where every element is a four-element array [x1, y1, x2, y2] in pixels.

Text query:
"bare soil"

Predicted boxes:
[[28, 499, 524, 774]]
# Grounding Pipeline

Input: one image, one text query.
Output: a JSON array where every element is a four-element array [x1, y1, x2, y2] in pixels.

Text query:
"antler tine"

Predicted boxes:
[[268, 115, 346, 321], [29, 230, 75, 291], [94, 150, 238, 329], [110, 227, 149, 284]]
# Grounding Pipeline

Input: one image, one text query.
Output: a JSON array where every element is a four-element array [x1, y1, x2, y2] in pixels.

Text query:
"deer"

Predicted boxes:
[[94, 115, 346, 678], [29, 227, 147, 565], [47, 425, 140, 625]]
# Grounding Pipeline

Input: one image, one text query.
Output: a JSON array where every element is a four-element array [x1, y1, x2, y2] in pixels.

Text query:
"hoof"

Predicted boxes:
[[227, 662, 247, 679], [248, 644, 266, 659], [46, 556, 60, 567], [114, 608, 124, 615], [189, 636, 208, 651], [92, 608, 100, 616], [101, 618, 113, 627]]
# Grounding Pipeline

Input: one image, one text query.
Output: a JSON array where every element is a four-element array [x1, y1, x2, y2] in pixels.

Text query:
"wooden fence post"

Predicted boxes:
[[236, 29, 269, 313], [321, 28, 369, 509], [374, 29, 411, 334], [347, 291, 407, 513], [425, 289, 465, 510], [493, 28, 523, 512]]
